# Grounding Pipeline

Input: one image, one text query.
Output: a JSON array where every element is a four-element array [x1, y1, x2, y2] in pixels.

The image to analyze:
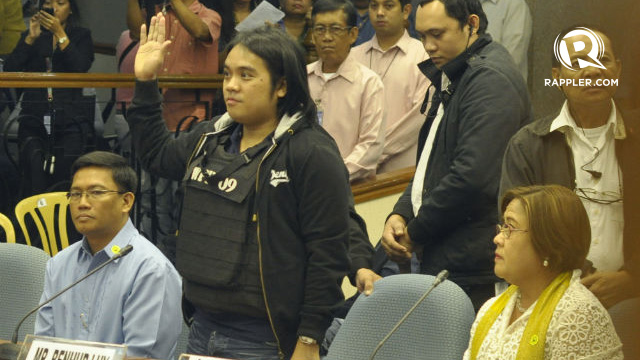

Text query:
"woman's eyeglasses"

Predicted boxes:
[[496, 223, 528, 239]]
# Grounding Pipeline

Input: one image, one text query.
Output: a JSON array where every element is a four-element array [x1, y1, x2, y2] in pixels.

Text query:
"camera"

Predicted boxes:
[[39, 6, 54, 32]]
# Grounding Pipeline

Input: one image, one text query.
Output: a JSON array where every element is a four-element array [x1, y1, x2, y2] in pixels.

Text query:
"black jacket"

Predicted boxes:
[[4, 26, 94, 114], [127, 80, 352, 358], [500, 107, 640, 280], [4, 26, 94, 196], [392, 34, 532, 285]]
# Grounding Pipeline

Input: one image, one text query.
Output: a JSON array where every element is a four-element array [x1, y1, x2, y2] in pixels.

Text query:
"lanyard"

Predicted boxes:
[[46, 56, 53, 102]]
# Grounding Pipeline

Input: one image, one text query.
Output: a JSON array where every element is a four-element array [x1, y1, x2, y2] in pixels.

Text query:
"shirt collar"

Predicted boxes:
[[225, 123, 244, 154], [418, 33, 492, 85], [79, 219, 137, 260], [358, 11, 370, 22], [366, 30, 412, 55], [550, 99, 626, 139], [308, 53, 358, 83], [480, 0, 498, 4]]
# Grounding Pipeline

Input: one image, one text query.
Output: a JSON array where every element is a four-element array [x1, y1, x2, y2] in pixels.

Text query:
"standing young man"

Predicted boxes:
[[352, 0, 430, 173], [307, 0, 385, 182], [128, 18, 351, 360], [381, 0, 531, 310]]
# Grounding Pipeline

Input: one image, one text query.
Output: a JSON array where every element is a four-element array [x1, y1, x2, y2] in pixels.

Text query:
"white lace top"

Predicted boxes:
[[463, 270, 623, 360]]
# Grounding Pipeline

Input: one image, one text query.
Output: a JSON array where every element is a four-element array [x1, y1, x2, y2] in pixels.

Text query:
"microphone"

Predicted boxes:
[[0, 245, 134, 360], [369, 270, 449, 360]]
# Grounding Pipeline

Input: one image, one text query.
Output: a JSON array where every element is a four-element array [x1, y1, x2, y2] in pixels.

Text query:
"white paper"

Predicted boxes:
[[25, 339, 118, 360], [179, 354, 233, 360], [235, 1, 285, 32]]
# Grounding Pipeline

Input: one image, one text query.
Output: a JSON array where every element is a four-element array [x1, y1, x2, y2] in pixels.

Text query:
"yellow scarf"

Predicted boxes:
[[469, 271, 572, 359]]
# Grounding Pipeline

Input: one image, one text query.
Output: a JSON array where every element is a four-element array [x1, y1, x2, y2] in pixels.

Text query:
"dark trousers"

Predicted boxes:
[[459, 283, 495, 313]]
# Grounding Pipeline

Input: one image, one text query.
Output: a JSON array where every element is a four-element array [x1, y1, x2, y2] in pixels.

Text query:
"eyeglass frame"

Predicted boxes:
[[496, 223, 528, 239], [311, 25, 354, 37], [575, 187, 623, 205], [66, 189, 127, 202]]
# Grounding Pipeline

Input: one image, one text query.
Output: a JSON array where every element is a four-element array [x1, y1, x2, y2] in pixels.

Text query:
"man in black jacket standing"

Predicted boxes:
[[381, 0, 531, 310], [128, 17, 352, 360]]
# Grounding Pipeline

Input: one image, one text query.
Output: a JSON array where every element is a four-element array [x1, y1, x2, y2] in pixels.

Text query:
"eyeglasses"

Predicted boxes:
[[312, 25, 352, 36], [576, 188, 623, 205], [66, 189, 126, 201], [496, 224, 528, 239]]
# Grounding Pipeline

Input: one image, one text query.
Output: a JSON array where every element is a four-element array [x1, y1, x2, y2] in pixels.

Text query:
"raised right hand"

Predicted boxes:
[[134, 13, 172, 81]]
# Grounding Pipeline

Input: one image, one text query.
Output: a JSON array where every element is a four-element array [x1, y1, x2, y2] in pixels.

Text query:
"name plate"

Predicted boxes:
[[19, 335, 126, 360], [178, 354, 233, 360]]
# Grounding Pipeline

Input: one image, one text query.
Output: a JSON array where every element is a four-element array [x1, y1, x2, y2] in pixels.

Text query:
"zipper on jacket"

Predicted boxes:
[[185, 124, 229, 175], [254, 142, 285, 359], [185, 133, 208, 175]]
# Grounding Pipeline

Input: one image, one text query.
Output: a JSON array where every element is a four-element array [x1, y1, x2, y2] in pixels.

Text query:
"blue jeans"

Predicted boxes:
[[187, 316, 281, 360]]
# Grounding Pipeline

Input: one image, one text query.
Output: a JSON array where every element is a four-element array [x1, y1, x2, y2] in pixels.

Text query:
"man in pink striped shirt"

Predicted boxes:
[[307, 0, 385, 182], [352, 0, 431, 173]]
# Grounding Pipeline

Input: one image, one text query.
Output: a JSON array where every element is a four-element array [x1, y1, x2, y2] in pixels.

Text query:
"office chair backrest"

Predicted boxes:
[[0, 212, 15, 242], [608, 298, 640, 359], [0, 243, 50, 341], [175, 321, 190, 356], [326, 274, 476, 360], [15, 192, 69, 256]]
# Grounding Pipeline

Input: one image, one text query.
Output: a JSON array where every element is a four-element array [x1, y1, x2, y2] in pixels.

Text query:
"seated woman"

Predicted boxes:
[[4, 0, 94, 196], [465, 185, 622, 359]]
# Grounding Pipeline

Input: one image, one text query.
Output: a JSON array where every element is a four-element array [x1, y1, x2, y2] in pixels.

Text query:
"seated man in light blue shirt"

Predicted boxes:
[[35, 151, 183, 360]]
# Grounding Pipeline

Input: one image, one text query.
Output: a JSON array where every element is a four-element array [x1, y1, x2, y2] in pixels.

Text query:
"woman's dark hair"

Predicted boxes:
[[204, 0, 258, 49], [312, 0, 358, 28], [41, 0, 81, 27], [417, 0, 488, 35], [71, 151, 138, 193], [226, 25, 316, 121]]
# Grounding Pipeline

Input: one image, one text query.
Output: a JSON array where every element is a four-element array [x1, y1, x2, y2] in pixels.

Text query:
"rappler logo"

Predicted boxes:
[[545, 27, 618, 88], [553, 27, 606, 71]]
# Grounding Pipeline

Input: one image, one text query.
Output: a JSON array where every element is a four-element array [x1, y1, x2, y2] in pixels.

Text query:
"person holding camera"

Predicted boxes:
[[4, 0, 94, 197], [127, 0, 221, 131]]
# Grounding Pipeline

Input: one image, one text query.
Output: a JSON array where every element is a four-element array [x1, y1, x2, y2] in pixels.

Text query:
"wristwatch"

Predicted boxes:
[[299, 336, 317, 345], [57, 36, 68, 45]]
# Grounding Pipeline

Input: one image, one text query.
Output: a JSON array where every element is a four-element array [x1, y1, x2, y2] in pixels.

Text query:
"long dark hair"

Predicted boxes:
[[40, 0, 81, 27], [204, 0, 258, 49], [226, 25, 316, 121]]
